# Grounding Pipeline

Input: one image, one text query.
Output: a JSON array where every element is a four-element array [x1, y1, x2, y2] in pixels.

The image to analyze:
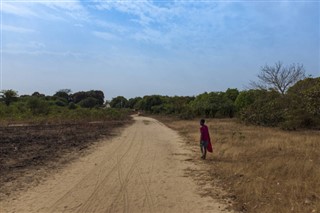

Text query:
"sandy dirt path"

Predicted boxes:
[[1, 116, 227, 213]]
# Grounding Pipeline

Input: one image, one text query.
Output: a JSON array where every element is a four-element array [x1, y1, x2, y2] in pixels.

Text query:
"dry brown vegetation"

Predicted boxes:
[[0, 120, 132, 201], [157, 116, 320, 213]]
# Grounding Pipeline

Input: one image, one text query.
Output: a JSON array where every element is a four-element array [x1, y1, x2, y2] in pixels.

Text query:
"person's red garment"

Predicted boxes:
[[207, 139, 213, 153], [200, 125, 210, 141], [200, 125, 213, 152]]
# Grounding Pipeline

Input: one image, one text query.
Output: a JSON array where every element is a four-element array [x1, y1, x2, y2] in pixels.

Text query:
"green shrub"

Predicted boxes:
[[68, 102, 77, 110], [55, 98, 68, 107], [78, 97, 99, 108], [27, 97, 50, 115]]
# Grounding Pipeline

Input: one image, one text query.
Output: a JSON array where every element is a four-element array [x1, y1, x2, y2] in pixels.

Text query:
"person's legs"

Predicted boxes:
[[200, 141, 208, 159], [200, 142, 204, 157], [203, 146, 207, 159], [202, 141, 208, 159]]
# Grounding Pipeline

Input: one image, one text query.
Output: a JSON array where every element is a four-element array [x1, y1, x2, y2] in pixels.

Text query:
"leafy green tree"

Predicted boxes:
[[72, 91, 87, 103], [68, 102, 77, 110], [72, 90, 104, 105], [87, 90, 105, 105], [54, 89, 71, 102], [168, 96, 194, 114], [0, 89, 18, 106], [235, 90, 262, 112], [217, 96, 235, 118], [78, 97, 100, 108], [190, 92, 225, 118], [32, 92, 45, 97], [224, 88, 239, 102], [139, 95, 163, 111], [127, 97, 142, 109], [110, 96, 128, 108], [239, 90, 285, 126], [282, 77, 320, 129], [27, 97, 50, 115]]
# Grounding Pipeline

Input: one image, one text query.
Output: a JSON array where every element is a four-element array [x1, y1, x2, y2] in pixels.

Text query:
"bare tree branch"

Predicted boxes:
[[251, 61, 306, 94]]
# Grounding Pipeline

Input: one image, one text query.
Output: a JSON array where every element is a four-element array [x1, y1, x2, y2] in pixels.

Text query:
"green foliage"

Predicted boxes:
[[127, 97, 142, 109], [54, 89, 71, 101], [0, 89, 18, 106], [55, 97, 68, 107], [189, 92, 236, 118], [280, 77, 320, 129], [78, 97, 100, 108], [27, 97, 50, 115], [72, 90, 104, 106], [0, 88, 132, 125], [139, 95, 163, 111], [235, 90, 261, 112], [72, 91, 87, 103], [32, 92, 45, 97], [68, 102, 77, 110], [1, 78, 318, 130], [238, 77, 320, 129], [178, 105, 196, 120], [86, 90, 105, 105], [225, 88, 239, 102], [110, 96, 128, 108], [239, 91, 285, 126]]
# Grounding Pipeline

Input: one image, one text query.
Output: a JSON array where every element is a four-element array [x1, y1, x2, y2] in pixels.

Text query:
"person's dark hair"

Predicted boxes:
[[200, 119, 205, 124]]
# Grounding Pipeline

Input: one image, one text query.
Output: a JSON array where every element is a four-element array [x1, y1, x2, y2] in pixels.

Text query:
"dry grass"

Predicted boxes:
[[157, 116, 320, 213]]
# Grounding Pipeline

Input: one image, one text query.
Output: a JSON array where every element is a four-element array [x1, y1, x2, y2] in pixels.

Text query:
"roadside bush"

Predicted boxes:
[[72, 90, 104, 105], [282, 77, 320, 130], [235, 90, 262, 112], [27, 97, 50, 115], [68, 102, 77, 110], [239, 91, 285, 126], [0, 89, 18, 106], [55, 98, 68, 107], [110, 96, 128, 108], [78, 97, 99, 108], [178, 106, 196, 120]]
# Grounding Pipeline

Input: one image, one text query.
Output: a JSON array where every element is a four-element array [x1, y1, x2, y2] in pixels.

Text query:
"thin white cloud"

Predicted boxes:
[[3, 48, 85, 58], [93, 0, 175, 26], [3, 41, 86, 59], [92, 31, 119, 41], [1, 1, 89, 21], [4, 41, 46, 52], [1, 2, 37, 17], [39, 1, 89, 21], [2, 24, 35, 33], [91, 0, 230, 52], [94, 20, 129, 34]]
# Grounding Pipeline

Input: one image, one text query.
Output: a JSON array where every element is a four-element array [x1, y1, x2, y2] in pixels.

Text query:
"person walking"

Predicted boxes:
[[199, 119, 212, 159]]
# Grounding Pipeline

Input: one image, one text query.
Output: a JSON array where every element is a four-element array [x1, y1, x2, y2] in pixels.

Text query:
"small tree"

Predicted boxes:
[[54, 89, 72, 101], [32, 92, 45, 97], [0, 89, 18, 106], [251, 62, 306, 94], [78, 97, 99, 108], [110, 96, 128, 108]]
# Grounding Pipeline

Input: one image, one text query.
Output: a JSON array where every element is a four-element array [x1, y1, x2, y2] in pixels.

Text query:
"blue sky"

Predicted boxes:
[[1, 0, 319, 99]]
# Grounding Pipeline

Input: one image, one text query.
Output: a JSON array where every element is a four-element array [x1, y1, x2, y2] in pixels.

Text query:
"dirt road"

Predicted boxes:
[[1, 116, 227, 213]]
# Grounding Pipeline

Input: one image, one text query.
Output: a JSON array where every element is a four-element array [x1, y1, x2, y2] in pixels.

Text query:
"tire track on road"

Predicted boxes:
[[48, 124, 138, 212]]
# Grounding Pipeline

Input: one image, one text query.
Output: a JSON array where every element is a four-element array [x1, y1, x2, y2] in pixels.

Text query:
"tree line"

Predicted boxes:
[[0, 89, 131, 123], [1, 62, 319, 129], [109, 62, 319, 130], [109, 76, 319, 130]]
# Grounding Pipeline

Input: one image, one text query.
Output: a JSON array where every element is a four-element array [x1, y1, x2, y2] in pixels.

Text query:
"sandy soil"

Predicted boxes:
[[1, 116, 229, 213]]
